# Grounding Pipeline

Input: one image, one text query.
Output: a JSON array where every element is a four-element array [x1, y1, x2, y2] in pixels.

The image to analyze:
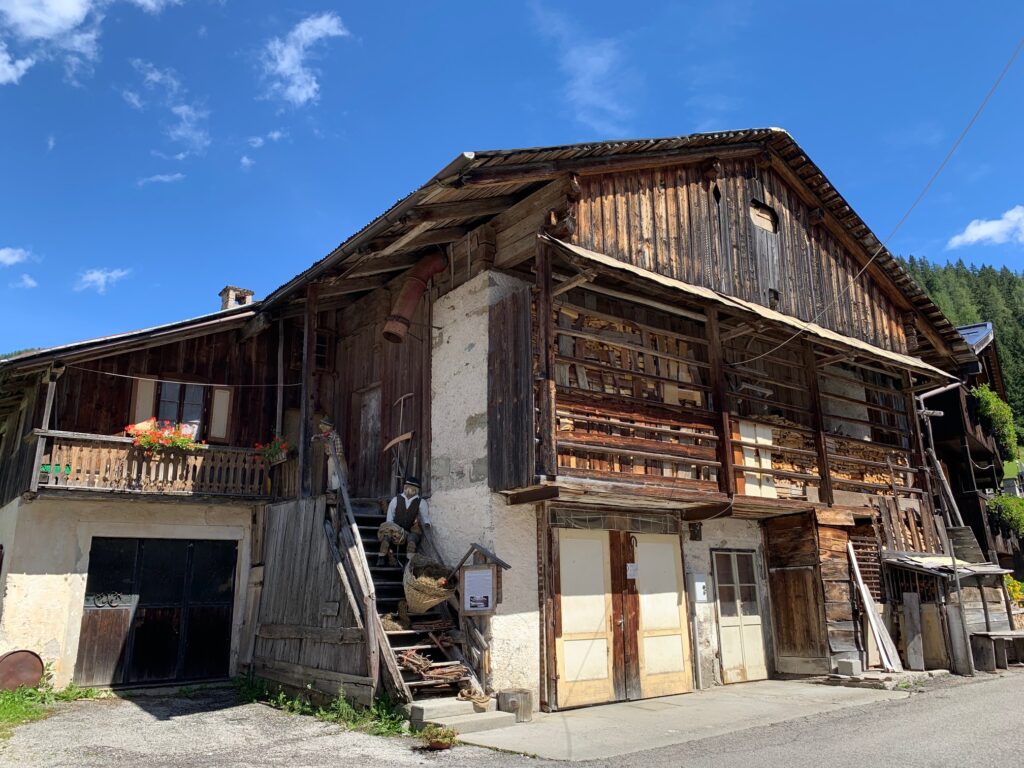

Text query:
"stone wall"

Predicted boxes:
[[429, 270, 541, 704]]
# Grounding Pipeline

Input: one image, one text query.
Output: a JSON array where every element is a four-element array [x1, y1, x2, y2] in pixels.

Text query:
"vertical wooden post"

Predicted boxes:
[[801, 341, 834, 506], [535, 239, 557, 477], [902, 371, 935, 505], [299, 285, 318, 499], [275, 319, 285, 437], [706, 308, 735, 495]]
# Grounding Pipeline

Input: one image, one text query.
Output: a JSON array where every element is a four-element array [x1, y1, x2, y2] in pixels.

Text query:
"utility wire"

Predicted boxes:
[[65, 364, 302, 388], [733, 36, 1024, 368]]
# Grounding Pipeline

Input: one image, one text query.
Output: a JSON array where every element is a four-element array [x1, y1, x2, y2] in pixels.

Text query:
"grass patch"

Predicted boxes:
[[0, 676, 106, 740], [234, 676, 407, 736]]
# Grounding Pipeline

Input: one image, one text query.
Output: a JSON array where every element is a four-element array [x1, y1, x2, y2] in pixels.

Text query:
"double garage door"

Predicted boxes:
[[554, 529, 693, 708], [74, 537, 237, 687]]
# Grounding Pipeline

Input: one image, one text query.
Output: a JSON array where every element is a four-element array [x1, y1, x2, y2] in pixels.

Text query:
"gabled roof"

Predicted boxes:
[[0, 303, 257, 376], [259, 128, 971, 368], [957, 321, 994, 354]]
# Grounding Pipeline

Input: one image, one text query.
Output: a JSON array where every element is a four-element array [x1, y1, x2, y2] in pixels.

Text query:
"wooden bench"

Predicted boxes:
[[969, 631, 1024, 671]]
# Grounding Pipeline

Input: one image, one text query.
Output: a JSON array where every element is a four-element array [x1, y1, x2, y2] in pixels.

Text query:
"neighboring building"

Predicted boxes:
[[1, 128, 1014, 709]]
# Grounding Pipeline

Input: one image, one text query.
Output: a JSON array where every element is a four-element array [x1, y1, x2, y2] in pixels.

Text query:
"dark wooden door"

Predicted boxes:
[[75, 537, 237, 687]]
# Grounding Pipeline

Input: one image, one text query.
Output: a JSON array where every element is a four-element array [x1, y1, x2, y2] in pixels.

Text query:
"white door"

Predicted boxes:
[[556, 529, 617, 707], [713, 550, 768, 684], [633, 534, 693, 697]]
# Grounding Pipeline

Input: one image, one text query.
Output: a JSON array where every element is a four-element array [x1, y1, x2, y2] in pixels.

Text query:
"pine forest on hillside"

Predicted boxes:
[[903, 256, 1024, 440]]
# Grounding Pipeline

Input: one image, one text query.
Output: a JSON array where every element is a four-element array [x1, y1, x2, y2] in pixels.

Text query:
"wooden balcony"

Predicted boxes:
[[29, 430, 270, 499]]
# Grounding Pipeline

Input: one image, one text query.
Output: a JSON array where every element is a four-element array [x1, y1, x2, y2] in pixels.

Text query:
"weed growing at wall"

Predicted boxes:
[[234, 676, 407, 736], [0, 674, 105, 740]]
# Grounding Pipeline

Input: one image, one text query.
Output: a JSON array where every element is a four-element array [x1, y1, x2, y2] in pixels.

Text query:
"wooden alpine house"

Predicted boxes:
[[1, 128, 1013, 720]]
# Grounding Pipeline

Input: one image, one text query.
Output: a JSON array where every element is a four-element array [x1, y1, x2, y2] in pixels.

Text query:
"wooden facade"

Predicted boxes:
[[3, 129, 1007, 704]]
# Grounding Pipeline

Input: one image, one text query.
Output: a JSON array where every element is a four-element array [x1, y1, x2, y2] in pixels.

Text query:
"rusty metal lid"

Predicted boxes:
[[0, 650, 44, 691]]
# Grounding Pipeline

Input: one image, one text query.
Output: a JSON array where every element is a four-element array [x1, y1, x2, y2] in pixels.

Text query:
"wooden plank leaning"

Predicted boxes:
[[848, 541, 904, 673]]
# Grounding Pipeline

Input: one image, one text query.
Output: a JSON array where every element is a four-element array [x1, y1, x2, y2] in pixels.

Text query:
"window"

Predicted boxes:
[[749, 200, 778, 233], [290, 327, 334, 371], [158, 382, 205, 436]]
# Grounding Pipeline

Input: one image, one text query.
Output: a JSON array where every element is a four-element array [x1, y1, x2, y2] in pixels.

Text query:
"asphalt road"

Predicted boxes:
[[2, 671, 1022, 767], [600, 670, 1024, 768]]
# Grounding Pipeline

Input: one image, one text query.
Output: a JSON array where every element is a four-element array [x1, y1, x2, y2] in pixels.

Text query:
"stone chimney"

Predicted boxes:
[[219, 286, 255, 311]]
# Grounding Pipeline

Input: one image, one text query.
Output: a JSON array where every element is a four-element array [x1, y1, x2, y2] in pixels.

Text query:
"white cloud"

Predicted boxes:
[[75, 267, 129, 293], [261, 12, 348, 107], [0, 1, 180, 84], [239, 154, 254, 170], [131, 57, 180, 95], [267, 129, 285, 142], [247, 136, 264, 148], [0, 0, 93, 41], [167, 102, 209, 154], [532, 6, 633, 135], [0, 246, 29, 266], [11, 273, 36, 288], [137, 171, 184, 186], [122, 88, 142, 108], [0, 39, 33, 84], [129, 60, 209, 156], [127, 0, 181, 11], [46, 132, 54, 150], [947, 205, 1024, 249]]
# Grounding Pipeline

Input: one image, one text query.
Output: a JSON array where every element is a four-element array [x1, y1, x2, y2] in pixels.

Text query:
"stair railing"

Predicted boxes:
[[321, 435, 410, 703]]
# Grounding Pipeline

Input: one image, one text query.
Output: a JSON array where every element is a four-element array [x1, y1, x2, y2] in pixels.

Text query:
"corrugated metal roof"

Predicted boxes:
[[0, 303, 257, 373], [957, 322, 994, 353]]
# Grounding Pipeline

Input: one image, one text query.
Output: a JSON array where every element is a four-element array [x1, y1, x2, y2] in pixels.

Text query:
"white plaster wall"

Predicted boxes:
[[429, 270, 541, 705], [0, 497, 21, 625], [682, 518, 764, 688], [0, 497, 251, 687]]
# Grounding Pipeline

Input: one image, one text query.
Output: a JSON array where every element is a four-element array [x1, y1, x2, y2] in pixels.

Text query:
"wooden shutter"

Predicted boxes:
[[130, 379, 157, 427], [207, 387, 233, 443]]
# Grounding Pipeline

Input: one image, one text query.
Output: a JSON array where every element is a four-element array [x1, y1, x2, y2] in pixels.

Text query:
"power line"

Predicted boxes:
[[733, 36, 1024, 368], [65, 364, 302, 388]]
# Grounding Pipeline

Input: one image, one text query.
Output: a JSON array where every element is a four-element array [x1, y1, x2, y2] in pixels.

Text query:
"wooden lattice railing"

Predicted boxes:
[[33, 430, 269, 498]]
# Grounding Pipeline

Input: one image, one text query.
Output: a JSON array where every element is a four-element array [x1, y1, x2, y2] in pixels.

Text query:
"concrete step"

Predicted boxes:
[[404, 696, 494, 725], [426, 710, 517, 734]]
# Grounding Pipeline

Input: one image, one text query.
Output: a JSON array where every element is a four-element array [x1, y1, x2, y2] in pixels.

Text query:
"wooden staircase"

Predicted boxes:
[[350, 498, 478, 699]]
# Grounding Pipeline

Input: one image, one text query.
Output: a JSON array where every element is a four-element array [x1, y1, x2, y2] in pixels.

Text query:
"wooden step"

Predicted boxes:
[[406, 677, 471, 688], [391, 644, 436, 652]]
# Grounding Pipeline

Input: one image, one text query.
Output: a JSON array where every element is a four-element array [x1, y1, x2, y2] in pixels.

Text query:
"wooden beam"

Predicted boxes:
[[317, 277, 387, 298], [505, 485, 560, 505], [299, 284, 318, 499], [551, 269, 596, 298], [239, 311, 272, 342], [536, 239, 557, 476], [706, 308, 736, 496], [344, 252, 421, 278], [404, 195, 519, 223], [378, 221, 432, 256], [802, 341, 834, 506], [275, 319, 284, 437]]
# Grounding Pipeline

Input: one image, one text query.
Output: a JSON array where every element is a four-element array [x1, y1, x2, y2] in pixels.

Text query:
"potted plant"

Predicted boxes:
[[125, 418, 202, 458], [255, 435, 290, 467], [418, 724, 458, 751]]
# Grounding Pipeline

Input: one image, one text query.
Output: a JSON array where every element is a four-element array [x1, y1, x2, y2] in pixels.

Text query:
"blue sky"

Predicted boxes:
[[0, 1, 1022, 352]]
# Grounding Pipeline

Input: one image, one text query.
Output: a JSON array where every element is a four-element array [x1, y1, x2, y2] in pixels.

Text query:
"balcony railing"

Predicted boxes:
[[31, 430, 269, 498]]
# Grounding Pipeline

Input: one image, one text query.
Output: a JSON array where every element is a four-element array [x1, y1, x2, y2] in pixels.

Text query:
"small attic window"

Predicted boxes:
[[749, 200, 779, 233]]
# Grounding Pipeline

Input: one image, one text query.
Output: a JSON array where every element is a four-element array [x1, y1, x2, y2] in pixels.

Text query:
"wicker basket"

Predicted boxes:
[[403, 555, 455, 614]]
